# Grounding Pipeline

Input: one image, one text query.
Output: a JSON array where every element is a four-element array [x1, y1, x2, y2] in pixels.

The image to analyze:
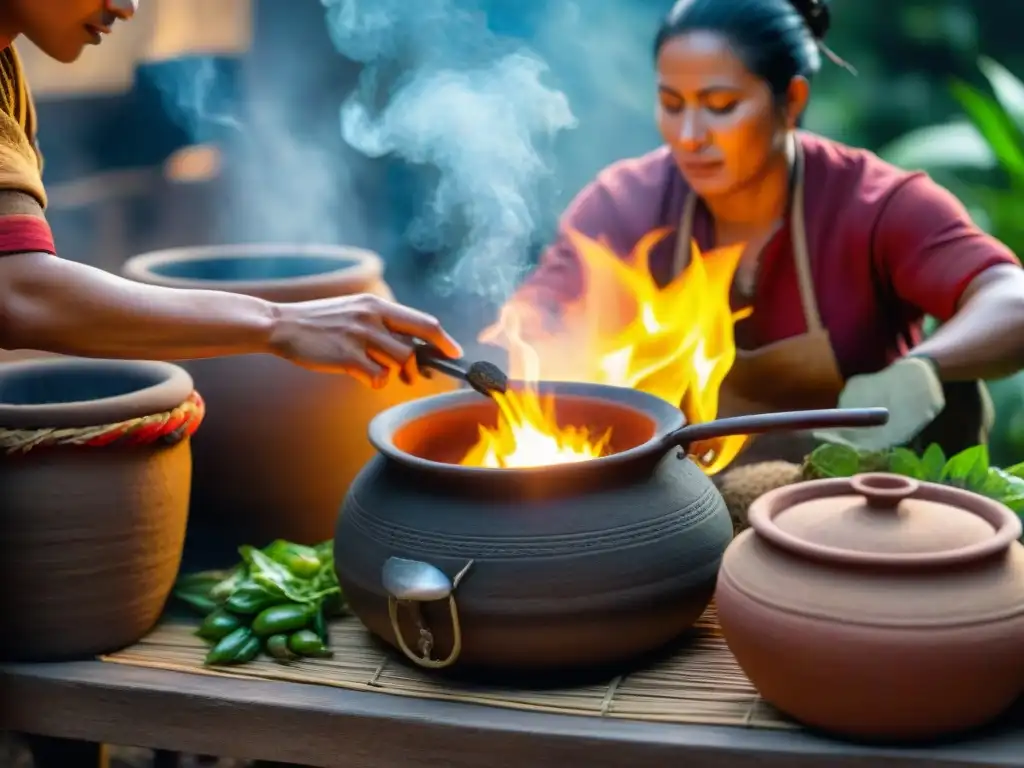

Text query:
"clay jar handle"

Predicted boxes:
[[850, 473, 920, 511]]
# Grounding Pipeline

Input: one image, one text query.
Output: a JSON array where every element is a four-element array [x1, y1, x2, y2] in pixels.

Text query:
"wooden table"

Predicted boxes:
[[1, 659, 1021, 768]]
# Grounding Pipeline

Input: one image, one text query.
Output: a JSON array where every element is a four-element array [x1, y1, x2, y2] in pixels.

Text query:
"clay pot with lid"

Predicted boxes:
[[121, 244, 453, 566], [716, 472, 1024, 741]]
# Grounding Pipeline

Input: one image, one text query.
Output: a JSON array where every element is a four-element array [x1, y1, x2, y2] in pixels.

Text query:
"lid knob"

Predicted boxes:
[[850, 473, 920, 510]]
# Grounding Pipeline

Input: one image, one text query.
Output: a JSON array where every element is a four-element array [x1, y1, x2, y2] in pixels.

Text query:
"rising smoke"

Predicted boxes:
[[149, 0, 662, 301], [323, 0, 663, 303], [323, 0, 577, 301]]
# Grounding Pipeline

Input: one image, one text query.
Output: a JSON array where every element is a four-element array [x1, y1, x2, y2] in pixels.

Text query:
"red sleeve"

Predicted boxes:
[[872, 175, 1019, 322], [0, 214, 55, 256]]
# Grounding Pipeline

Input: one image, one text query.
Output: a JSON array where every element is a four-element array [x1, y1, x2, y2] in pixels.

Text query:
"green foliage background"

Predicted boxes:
[[804, 1, 1024, 467]]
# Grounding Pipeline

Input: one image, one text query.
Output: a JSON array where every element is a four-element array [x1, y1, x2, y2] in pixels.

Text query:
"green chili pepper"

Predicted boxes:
[[251, 602, 316, 637], [205, 626, 255, 666], [196, 608, 244, 641], [224, 582, 287, 615], [265, 633, 297, 662], [321, 591, 346, 618], [312, 605, 330, 645], [234, 635, 262, 664], [176, 569, 233, 595], [288, 629, 333, 658], [263, 540, 322, 579], [174, 590, 219, 616]]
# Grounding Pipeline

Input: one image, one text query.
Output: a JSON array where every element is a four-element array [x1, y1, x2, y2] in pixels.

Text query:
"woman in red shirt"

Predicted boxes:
[[0, 0, 462, 389], [511, 0, 1024, 462]]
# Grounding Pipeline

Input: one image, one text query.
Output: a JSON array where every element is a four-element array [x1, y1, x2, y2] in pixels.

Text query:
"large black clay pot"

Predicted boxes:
[[334, 382, 887, 673]]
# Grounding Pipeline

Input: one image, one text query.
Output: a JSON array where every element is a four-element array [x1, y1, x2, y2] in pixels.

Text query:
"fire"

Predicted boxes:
[[459, 307, 614, 469], [460, 229, 751, 474]]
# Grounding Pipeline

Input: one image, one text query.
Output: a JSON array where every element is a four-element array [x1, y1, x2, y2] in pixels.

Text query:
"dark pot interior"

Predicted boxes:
[[0, 365, 169, 405], [0, 360, 193, 430], [146, 254, 359, 282]]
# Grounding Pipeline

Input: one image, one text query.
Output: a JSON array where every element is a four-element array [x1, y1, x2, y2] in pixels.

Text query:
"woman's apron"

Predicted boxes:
[[672, 144, 991, 466]]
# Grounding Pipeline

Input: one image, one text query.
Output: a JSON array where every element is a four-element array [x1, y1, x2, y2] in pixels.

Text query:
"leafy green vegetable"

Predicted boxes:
[[920, 443, 947, 482], [174, 539, 347, 618], [888, 448, 923, 479], [803, 443, 861, 478], [805, 442, 1024, 528], [941, 445, 990, 490], [1003, 460, 1024, 480]]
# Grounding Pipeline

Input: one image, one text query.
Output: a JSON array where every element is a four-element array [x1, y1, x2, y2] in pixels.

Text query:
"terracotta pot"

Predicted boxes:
[[716, 472, 1024, 741], [334, 382, 887, 673], [121, 244, 453, 564], [0, 357, 199, 661]]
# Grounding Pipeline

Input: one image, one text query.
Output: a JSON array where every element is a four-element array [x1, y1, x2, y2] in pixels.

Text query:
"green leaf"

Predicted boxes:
[[888, 448, 924, 479], [979, 56, 1024, 133], [807, 443, 862, 478], [978, 468, 1012, 499], [878, 120, 996, 172], [1003, 460, 1024, 479], [942, 445, 990, 488], [241, 545, 342, 605], [920, 443, 947, 482], [950, 79, 1024, 184], [1001, 494, 1024, 514], [859, 450, 895, 473], [240, 545, 313, 602]]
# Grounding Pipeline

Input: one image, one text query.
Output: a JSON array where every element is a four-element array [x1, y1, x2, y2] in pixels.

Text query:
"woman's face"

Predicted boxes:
[[656, 31, 804, 199], [8, 0, 137, 64]]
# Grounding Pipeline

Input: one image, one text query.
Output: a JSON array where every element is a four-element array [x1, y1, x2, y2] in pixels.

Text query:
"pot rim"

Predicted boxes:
[[0, 357, 194, 429], [121, 243, 384, 294], [368, 381, 686, 480], [748, 473, 1023, 568]]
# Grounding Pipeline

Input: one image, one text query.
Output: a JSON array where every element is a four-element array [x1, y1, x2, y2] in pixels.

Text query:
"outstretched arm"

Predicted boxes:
[[0, 248, 278, 360], [0, 192, 461, 387]]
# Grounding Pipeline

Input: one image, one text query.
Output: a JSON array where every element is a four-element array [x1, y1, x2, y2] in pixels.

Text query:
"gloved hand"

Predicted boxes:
[[814, 356, 945, 451]]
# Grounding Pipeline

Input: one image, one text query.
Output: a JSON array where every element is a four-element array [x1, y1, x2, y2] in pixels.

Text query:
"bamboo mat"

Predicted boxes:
[[100, 605, 794, 730]]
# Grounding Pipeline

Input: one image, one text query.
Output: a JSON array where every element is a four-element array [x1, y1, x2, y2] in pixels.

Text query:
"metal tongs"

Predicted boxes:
[[414, 342, 509, 398]]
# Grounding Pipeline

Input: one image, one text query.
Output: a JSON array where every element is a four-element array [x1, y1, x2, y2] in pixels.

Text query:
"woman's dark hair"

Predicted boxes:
[[654, 0, 848, 98]]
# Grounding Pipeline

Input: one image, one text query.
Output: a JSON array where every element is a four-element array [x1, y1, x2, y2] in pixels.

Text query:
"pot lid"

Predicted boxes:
[[747, 473, 1022, 568]]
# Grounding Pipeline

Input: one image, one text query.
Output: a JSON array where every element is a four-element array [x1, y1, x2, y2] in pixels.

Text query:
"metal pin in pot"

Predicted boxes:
[[381, 557, 474, 669]]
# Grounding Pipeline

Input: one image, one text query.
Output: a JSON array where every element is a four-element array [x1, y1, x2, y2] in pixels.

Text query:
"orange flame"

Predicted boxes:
[[460, 230, 751, 474]]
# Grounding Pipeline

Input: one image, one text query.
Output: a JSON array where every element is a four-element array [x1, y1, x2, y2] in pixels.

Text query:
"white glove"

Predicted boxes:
[[814, 356, 945, 451]]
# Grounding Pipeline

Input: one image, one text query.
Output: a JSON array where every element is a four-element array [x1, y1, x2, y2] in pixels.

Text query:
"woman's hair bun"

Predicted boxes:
[[788, 0, 831, 40]]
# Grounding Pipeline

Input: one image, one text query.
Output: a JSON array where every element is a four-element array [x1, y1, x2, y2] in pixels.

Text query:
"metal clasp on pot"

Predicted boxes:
[[381, 557, 474, 669]]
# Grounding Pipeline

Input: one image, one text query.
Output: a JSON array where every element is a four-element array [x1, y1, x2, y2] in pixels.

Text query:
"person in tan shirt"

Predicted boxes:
[[0, 0, 462, 388]]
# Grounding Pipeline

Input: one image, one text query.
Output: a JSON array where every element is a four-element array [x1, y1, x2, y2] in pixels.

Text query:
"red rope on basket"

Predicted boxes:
[[0, 390, 206, 455]]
